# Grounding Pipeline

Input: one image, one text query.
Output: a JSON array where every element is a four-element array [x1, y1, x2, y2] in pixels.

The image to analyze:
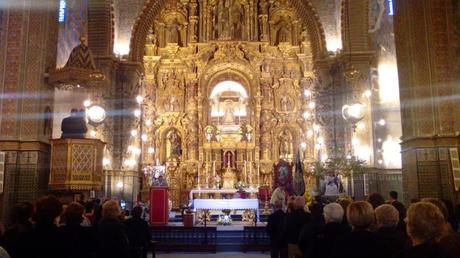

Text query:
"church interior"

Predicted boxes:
[[0, 0, 460, 256]]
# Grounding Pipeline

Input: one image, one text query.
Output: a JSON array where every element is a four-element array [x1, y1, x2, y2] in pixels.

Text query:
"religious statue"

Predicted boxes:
[[222, 166, 237, 189], [279, 95, 292, 112], [164, 96, 180, 112], [145, 32, 157, 56], [167, 129, 182, 158], [278, 129, 293, 159], [61, 109, 87, 139], [222, 100, 235, 124], [276, 22, 291, 44], [323, 171, 343, 197], [152, 175, 168, 187], [230, 1, 243, 39], [65, 36, 96, 70], [166, 18, 183, 46], [216, 0, 231, 39], [224, 151, 234, 168]]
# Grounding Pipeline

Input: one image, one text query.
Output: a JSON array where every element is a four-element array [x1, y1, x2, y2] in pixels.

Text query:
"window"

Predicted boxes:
[[58, 0, 66, 23], [387, 0, 394, 16]]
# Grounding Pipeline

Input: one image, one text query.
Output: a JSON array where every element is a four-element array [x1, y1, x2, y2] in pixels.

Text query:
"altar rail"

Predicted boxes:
[[150, 226, 217, 252], [243, 226, 270, 252]]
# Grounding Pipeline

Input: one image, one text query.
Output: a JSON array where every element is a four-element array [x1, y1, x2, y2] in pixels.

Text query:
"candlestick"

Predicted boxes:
[[205, 162, 209, 188], [249, 162, 252, 187], [197, 163, 200, 189], [257, 163, 260, 187], [244, 161, 247, 184]]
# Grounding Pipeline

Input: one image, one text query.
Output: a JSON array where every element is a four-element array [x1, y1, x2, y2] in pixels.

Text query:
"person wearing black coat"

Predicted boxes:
[[60, 202, 97, 258], [18, 196, 66, 258], [285, 197, 311, 245], [389, 191, 407, 233], [299, 203, 350, 258], [397, 202, 451, 258], [267, 200, 288, 258], [2, 202, 34, 258], [124, 206, 150, 258], [374, 204, 409, 258], [331, 201, 384, 258], [97, 200, 130, 258]]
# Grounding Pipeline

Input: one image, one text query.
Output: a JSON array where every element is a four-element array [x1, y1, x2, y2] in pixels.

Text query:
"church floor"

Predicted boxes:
[[153, 252, 269, 258]]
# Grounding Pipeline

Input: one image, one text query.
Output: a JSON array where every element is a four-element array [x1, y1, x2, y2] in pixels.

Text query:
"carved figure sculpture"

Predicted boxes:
[[222, 100, 236, 124], [65, 36, 96, 70], [164, 96, 180, 112], [216, 0, 231, 39], [167, 129, 182, 158], [145, 33, 157, 56], [166, 19, 183, 46], [279, 95, 292, 112], [276, 22, 291, 44], [230, 1, 243, 39], [279, 129, 293, 159]]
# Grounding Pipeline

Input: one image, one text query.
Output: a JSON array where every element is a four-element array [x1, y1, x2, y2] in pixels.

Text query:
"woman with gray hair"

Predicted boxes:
[[298, 203, 350, 258], [374, 204, 408, 258], [331, 201, 383, 258]]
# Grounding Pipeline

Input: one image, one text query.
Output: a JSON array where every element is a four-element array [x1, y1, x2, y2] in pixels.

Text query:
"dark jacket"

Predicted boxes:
[[374, 227, 409, 258], [331, 230, 384, 258], [97, 217, 130, 258], [2, 221, 33, 258], [391, 201, 407, 233], [298, 222, 351, 258], [61, 116, 87, 138], [439, 233, 460, 258], [19, 223, 66, 258], [267, 209, 287, 247], [124, 217, 150, 257], [61, 224, 97, 258], [286, 209, 311, 244], [397, 241, 451, 258]]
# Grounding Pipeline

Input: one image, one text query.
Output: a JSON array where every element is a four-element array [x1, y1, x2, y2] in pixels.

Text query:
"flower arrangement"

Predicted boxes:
[[217, 215, 232, 225], [234, 181, 247, 190]]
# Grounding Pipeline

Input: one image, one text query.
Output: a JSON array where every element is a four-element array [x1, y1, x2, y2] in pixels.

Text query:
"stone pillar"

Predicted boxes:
[[394, 0, 460, 203], [0, 0, 59, 218], [106, 62, 143, 205]]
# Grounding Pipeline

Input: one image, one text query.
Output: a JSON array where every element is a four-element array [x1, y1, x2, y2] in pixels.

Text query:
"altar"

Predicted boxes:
[[189, 188, 259, 200], [193, 198, 260, 220]]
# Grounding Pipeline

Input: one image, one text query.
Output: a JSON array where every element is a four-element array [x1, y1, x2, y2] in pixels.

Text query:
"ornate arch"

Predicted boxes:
[[200, 61, 256, 98], [129, 0, 328, 62]]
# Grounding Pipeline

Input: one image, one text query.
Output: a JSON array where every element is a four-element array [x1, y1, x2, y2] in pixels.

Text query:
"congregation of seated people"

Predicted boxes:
[[0, 196, 150, 258], [266, 191, 460, 258]]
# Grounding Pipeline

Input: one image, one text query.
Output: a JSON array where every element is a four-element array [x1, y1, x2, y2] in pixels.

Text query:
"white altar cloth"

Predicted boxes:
[[189, 188, 258, 200], [193, 198, 259, 219]]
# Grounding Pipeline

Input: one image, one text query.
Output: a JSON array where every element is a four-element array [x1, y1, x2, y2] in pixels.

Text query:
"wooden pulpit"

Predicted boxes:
[[150, 186, 169, 226], [49, 138, 105, 192]]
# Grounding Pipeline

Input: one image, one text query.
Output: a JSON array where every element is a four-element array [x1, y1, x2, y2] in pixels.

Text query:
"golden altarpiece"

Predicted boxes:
[[139, 0, 321, 208]]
